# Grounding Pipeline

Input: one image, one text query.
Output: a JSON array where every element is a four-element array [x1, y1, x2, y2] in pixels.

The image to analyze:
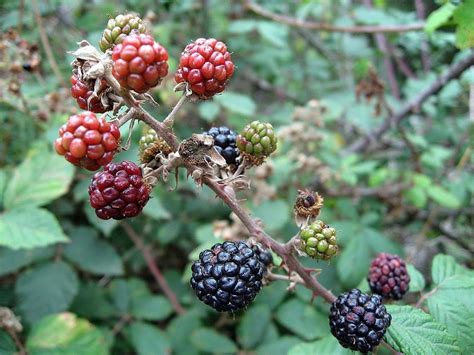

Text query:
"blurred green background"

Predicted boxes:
[[0, 1, 473, 354]]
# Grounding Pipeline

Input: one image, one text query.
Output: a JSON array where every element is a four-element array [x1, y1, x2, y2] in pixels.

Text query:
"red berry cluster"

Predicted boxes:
[[54, 112, 120, 171], [112, 34, 169, 93], [89, 161, 151, 220], [70, 75, 109, 113], [175, 38, 235, 99], [368, 253, 410, 300]]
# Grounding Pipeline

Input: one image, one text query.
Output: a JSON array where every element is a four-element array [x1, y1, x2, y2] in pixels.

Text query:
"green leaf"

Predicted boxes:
[[0, 170, 7, 208], [237, 304, 271, 349], [253, 199, 290, 232], [0, 247, 54, 276], [275, 299, 329, 341], [26, 313, 108, 355], [431, 254, 470, 284], [131, 295, 173, 321], [257, 21, 288, 47], [190, 328, 237, 354], [0, 329, 16, 355], [109, 278, 149, 314], [257, 336, 300, 355], [63, 227, 123, 276], [385, 305, 460, 354], [428, 297, 474, 353], [406, 264, 425, 292], [15, 261, 79, 323], [0, 208, 68, 249], [425, 3, 456, 34], [127, 322, 171, 355], [453, 0, 474, 49], [288, 336, 352, 355], [215, 92, 256, 116], [427, 185, 461, 209], [337, 235, 371, 288], [70, 282, 116, 320], [3, 150, 74, 210], [142, 197, 171, 221], [198, 101, 220, 122], [404, 186, 427, 208], [167, 310, 203, 355], [429, 275, 474, 311]]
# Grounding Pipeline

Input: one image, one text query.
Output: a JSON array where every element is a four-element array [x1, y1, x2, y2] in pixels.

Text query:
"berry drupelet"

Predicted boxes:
[[202, 126, 240, 166], [190, 241, 265, 312], [368, 253, 410, 300], [175, 38, 234, 99], [89, 161, 151, 220], [70, 75, 109, 113], [54, 112, 120, 171], [329, 289, 391, 353]]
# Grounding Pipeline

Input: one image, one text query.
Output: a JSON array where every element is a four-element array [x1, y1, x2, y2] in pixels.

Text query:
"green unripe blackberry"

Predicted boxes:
[[236, 121, 277, 165], [139, 129, 172, 164], [99, 13, 146, 52], [299, 220, 338, 260]]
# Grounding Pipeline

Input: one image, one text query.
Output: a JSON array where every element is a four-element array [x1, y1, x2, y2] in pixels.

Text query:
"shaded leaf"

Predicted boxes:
[[0, 208, 68, 250], [237, 304, 271, 349], [127, 322, 171, 355], [190, 328, 237, 354], [406, 264, 425, 292]]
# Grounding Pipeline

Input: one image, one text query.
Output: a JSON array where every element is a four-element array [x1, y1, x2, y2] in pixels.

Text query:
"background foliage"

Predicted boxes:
[[0, 0, 473, 354]]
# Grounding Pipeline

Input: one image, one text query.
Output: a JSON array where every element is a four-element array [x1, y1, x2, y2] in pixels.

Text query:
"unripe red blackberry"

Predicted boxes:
[[175, 38, 234, 99], [54, 112, 120, 171], [112, 33, 169, 93], [70, 75, 109, 113], [368, 253, 410, 300], [190, 241, 265, 312], [88, 161, 151, 220], [99, 13, 146, 52], [329, 289, 391, 353]]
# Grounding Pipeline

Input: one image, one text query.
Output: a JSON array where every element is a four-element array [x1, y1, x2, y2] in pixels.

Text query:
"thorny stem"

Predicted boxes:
[[121, 222, 186, 315], [115, 87, 338, 303]]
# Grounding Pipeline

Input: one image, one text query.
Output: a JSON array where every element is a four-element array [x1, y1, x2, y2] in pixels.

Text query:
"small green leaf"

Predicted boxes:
[[190, 328, 237, 354], [70, 282, 116, 320], [0, 247, 54, 276], [63, 227, 124, 276], [404, 186, 427, 208], [425, 3, 456, 34], [257, 336, 301, 355], [142, 197, 171, 220], [337, 235, 371, 288], [288, 336, 352, 355], [453, 0, 474, 49], [406, 264, 425, 292], [237, 304, 271, 349], [215, 92, 256, 116], [428, 297, 474, 354], [127, 322, 171, 355], [15, 261, 79, 324], [0, 208, 68, 249], [385, 305, 460, 354], [198, 101, 220, 122], [427, 185, 461, 209], [26, 312, 108, 355], [3, 150, 74, 210], [275, 299, 329, 341], [253, 199, 290, 232], [167, 310, 203, 355], [131, 295, 173, 321], [431, 254, 470, 284]]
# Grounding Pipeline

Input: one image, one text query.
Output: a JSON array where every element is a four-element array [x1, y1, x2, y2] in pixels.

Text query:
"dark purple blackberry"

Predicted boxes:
[[368, 253, 410, 300], [190, 241, 265, 312], [329, 289, 391, 353], [203, 126, 240, 166]]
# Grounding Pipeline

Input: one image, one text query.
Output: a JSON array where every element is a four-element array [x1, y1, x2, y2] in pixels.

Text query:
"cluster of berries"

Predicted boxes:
[[56, 13, 413, 354]]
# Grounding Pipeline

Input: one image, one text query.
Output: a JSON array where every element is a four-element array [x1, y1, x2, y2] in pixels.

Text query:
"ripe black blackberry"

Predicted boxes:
[[190, 241, 265, 312], [252, 244, 273, 267], [368, 253, 410, 300], [203, 126, 240, 166], [329, 289, 391, 353]]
